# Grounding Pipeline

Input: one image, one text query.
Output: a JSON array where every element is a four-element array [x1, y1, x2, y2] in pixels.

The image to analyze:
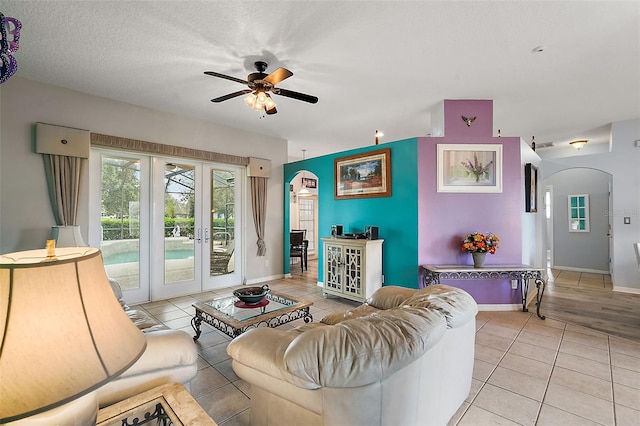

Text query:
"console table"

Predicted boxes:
[[421, 264, 546, 320]]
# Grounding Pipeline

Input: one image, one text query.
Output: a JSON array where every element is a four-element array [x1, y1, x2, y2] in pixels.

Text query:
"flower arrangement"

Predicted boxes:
[[461, 153, 493, 182], [461, 232, 500, 254]]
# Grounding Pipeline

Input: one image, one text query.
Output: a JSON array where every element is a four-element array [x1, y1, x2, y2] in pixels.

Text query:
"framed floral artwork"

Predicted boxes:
[[335, 148, 391, 199], [437, 144, 503, 193]]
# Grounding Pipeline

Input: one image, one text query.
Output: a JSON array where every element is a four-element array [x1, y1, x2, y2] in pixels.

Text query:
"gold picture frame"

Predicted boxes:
[[334, 148, 391, 199]]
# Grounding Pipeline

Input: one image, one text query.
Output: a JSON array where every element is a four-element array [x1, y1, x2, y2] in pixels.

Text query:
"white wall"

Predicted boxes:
[[0, 77, 288, 283], [539, 118, 640, 292]]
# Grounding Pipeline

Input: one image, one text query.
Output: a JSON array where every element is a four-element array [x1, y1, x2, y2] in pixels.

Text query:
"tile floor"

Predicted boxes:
[[135, 274, 640, 426]]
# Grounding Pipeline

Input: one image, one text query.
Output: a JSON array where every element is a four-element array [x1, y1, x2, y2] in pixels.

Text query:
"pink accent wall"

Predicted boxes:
[[418, 100, 523, 305]]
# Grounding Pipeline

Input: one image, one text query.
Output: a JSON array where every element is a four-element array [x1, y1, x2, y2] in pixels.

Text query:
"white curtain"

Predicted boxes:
[[43, 154, 85, 226], [250, 176, 267, 256]]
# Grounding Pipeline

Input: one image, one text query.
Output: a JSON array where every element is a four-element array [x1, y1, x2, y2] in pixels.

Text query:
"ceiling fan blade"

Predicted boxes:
[[211, 90, 252, 103], [264, 67, 293, 85], [272, 88, 318, 104], [266, 107, 278, 115], [204, 71, 248, 85]]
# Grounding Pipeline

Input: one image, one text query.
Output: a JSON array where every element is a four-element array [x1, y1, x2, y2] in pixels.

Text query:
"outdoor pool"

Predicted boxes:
[[103, 249, 195, 265]]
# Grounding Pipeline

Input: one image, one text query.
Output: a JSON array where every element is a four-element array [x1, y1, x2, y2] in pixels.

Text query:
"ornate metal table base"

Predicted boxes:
[[421, 265, 546, 320], [192, 292, 313, 339]]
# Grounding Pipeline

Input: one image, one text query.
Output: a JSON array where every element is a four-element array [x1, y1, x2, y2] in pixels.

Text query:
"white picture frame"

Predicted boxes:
[[437, 144, 503, 193]]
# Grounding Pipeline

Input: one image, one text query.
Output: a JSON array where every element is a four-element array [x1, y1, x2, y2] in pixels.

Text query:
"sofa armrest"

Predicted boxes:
[[119, 329, 198, 378]]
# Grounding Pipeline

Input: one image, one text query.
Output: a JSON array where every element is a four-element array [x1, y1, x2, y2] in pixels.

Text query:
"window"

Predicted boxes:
[[568, 194, 589, 232], [298, 197, 315, 254]]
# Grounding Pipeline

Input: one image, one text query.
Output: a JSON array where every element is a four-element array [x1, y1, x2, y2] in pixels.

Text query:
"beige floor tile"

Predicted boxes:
[[189, 365, 232, 398], [543, 383, 614, 425], [456, 404, 521, 426], [613, 382, 640, 410], [478, 323, 521, 340], [522, 321, 564, 338], [531, 316, 566, 330], [219, 409, 251, 426], [144, 303, 181, 315], [473, 383, 540, 426], [487, 366, 548, 401], [610, 337, 640, 358], [564, 323, 611, 338], [508, 341, 558, 365], [555, 352, 612, 381], [536, 404, 601, 426], [562, 329, 609, 350], [152, 308, 190, 322], [611, 351, 640, 373], [161, 315, 194, 330], [475, 343, 507, 365], [615, 404, 640, 426], [196, 383, 251, 424], [516, 330, 561, 351], [475, 330, 515, 352], [465, 379, 484, 404], [580, 272, 604, 280], [447, 401, 469, 426], [473, 358, 497, 382], [559, 339, 610, 364], [498, 352, 554, 381], [612, 366, 640, 390], [550, 366, 613, 401], [579, 279, 606, 288]]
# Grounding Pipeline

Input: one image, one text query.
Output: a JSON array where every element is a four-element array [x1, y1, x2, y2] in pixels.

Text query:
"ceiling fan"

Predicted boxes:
[[204, 61, 318, 115]]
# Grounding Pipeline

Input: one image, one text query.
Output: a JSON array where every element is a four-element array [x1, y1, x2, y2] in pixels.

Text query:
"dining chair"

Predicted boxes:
[[290, 231, 307, 272]]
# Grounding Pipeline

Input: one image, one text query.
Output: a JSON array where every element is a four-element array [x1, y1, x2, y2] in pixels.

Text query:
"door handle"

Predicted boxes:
[[196, 228, 202, 243]]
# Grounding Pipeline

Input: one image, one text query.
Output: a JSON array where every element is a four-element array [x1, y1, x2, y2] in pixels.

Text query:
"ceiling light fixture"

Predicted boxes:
[[569, 139, 588, 150], [243, 90, 276, 114]]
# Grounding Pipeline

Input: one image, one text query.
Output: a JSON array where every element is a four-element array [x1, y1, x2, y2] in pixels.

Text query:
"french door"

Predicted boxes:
[[90, 150, 243, 304]]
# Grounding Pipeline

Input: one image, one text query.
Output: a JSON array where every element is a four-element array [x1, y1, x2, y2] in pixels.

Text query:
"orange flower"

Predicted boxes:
[[461, 232, 500, 254]]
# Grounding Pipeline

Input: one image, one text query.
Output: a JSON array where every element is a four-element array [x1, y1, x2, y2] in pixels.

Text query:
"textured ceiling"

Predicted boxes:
[[2, 1, 639, 159]]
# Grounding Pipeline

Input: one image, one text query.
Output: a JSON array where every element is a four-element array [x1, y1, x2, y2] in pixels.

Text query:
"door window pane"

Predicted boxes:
[[568, 194, 590, 232], [100, 155, 142, 290], [211, 169, 235, 276], [298, 198, 315, 254], [164, 163, 195, 283]]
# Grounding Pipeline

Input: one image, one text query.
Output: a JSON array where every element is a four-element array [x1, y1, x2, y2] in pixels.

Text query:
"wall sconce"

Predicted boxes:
[[569, 139, 588, 150]]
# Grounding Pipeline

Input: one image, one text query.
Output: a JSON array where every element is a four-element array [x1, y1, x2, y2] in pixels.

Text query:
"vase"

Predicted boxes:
[[472, 252, 486, 268]]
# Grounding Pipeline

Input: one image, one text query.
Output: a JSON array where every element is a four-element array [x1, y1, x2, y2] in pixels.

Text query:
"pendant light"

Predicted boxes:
[[298, 149, 311, 197]]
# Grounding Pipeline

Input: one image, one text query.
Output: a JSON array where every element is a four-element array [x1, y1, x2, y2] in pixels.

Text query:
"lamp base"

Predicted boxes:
[[50, 225, 86, 247]]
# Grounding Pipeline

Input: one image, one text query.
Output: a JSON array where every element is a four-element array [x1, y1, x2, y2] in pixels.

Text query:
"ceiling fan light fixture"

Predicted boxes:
[[570, 139, 588, 150], [244, 92, 258, 109]]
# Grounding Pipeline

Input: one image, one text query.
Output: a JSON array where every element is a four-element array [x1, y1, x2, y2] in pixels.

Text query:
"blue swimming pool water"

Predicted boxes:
[[103, 249, 194, 265]]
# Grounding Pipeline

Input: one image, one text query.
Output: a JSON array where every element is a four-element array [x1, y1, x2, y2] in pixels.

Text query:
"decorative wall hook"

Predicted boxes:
[[461, 115, 476, 127]]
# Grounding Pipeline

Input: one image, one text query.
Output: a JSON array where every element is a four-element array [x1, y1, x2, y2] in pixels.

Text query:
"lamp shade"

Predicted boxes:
[[0, 247, 146, 423]]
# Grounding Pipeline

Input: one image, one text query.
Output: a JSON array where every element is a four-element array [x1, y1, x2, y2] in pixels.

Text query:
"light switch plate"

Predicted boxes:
[[624, 217, 631, 224]]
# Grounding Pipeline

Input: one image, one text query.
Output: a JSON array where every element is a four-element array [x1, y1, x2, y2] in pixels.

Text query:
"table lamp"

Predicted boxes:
[[0, 247, 147, 424]]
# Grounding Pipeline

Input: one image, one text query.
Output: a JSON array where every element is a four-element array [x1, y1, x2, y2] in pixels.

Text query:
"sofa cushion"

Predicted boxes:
[[403, 284, 479, 328], [365, 285, 417, 310], [320, 304, 380, 325], [283, 306, 447, 388]]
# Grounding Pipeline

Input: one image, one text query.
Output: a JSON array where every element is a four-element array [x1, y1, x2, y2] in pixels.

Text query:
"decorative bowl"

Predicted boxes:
[[233, 285, 270, 304]]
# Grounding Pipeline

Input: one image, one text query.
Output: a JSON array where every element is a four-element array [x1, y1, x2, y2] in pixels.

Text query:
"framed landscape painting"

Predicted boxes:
[[335, 148, 391, 199], [437, 144, 503, 193]]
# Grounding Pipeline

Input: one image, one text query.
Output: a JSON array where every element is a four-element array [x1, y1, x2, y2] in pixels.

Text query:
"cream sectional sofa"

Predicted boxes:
[[227, 284, 478, 426]]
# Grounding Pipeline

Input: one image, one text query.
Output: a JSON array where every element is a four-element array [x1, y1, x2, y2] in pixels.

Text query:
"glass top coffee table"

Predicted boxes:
[[191, 290, 313, 339]]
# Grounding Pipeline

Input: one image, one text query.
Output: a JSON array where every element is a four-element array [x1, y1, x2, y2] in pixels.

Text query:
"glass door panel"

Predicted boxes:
[[164, 163, 196, 284], [203, 165, 242, 289], [93, 153, 150, 304]]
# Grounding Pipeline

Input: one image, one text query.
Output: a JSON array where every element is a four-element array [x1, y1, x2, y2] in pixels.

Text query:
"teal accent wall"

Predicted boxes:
[[284, 138, 420, 288]]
